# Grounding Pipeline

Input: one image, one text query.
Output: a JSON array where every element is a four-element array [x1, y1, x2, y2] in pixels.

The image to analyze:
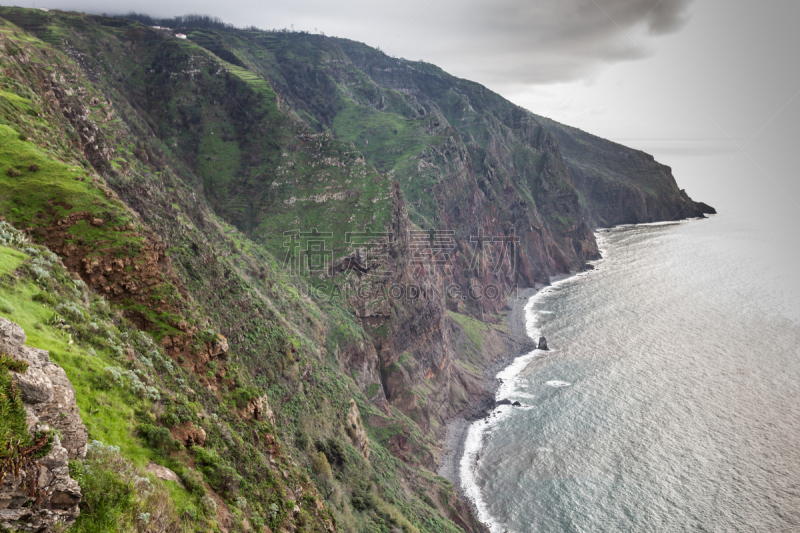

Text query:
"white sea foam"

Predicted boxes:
[[546, 380, 572, 388], [459, 406, 514, 532], [460, 266, 600, 532]]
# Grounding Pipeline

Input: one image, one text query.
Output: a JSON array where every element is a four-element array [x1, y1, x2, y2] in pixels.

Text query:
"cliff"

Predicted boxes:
[[535, 116, 716, 226], [0, 7, 713, 533], [0, 316, 86, 531]]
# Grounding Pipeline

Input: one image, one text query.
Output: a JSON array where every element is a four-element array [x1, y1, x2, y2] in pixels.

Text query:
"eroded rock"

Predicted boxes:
[[537, 336, 548, 350], [0, 316, 87, 532], [170, 422, 207, 447], [345, 399, 370, 459]]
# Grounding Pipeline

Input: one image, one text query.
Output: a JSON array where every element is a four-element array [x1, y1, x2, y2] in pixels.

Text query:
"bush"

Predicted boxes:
[[193, 446, 242, 498], [311, 450, 332, 479], [137, 423, 180, 455], [70, 441, 184, 532], [0, 222, 27, 247], [177, 467, 206, 497], [231, 385, 261, 409], [315, 438, 347, 468], [0, 353, 53, 498]]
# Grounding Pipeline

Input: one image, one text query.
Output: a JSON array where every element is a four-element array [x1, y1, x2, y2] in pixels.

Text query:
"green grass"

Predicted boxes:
[[2, 281, 150, 465], [0, 245, 27, 277], [446, 310, 489, 353], [332, 103, 444, 225]]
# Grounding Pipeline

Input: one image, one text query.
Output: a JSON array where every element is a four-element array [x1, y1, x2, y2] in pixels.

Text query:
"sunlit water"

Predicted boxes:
[[461, 213, 800, 532]]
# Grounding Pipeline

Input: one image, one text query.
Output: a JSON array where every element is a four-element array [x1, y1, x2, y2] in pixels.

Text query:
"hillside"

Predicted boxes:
[[0, 7, 712, 533]]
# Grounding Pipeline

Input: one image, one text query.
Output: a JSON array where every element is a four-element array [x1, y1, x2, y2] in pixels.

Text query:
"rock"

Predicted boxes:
[[0, 317, 87, 532], [240, 393, 275, 423], [170, 422, 207, 447], [512, 401, 522, 407], [345, 399, 370, 459], [496, 399, 512, 406], [146, 462, 183, 485], [251, 394, 275, 424], [14, 366, 54, 404], [537, 336, 548, 350], [208, 335, 228, 358], [90, 218, 104, 227]]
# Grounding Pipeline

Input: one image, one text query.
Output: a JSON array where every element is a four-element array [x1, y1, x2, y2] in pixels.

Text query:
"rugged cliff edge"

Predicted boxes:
[[0, 316, 87, 531], [0, 8, 714, 533], [535, 116, 716, 227]]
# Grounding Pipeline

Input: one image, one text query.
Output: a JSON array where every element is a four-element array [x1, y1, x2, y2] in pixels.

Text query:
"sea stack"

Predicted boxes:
[[538, 336, 549, 350]]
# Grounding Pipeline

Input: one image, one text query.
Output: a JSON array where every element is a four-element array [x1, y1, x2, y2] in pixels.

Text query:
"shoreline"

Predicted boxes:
[[437, 271, 585, 526], [436, 286, 538, 507]]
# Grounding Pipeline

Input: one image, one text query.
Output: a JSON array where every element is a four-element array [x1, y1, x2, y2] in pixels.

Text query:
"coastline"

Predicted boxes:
[[437, 286, 538, 504], [437, 271, 588, 526]]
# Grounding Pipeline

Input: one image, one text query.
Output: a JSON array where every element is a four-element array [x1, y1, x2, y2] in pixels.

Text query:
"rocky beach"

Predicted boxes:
[[437, 287, 538, 501]]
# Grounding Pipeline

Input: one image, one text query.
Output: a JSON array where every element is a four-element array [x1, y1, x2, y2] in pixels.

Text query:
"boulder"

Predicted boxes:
[[344, 399, 370, 459], [537, 336, 548, 350], [146, 462, 183, 485]]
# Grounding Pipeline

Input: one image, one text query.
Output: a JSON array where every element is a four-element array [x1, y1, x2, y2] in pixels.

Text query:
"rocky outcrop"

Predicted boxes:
[[240, 394, 275, 424], [0, 316, 87, 532], [170, 422, 207, 447], [534, 116, 715, 227], [537, 336, 548, 350], [344, 400, 370, 459]]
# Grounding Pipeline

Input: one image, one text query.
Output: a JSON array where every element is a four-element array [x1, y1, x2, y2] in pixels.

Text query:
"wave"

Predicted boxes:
[[459, 269, 595, 531]]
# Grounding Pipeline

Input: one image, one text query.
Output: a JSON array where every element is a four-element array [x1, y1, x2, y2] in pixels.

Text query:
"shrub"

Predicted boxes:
[[178, 467, 206, 497], [311, 450, 332, 479], [0, 353, 53, 497], [315, 438, 347, 468], [0, 222, 27, 247], [70, 440, 184, 532], [137, 423, 180, 455], [193, 446, 242, 498], [295, 429, 309, 451]]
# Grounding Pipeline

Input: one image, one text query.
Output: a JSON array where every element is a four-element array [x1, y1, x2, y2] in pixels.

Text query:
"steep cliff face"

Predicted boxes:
[[187, 31, 601, 300], [535, 116, 716, 227], [0, 8, 714, 533], [0, 10, 489, 532], [0, 317, 86, 532]]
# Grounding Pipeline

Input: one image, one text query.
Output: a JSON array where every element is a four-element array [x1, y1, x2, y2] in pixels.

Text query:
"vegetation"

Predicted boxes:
[[0, 5, 700, 531], [0, 352, 53, 498], [0, 10, 474, 532]]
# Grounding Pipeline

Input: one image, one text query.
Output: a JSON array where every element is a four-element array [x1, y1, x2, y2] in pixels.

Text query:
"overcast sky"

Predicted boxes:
[[7, 0, 800, 239]]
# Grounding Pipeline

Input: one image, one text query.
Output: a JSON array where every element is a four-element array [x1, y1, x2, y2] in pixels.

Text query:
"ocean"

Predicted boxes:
[[461, 213, 800, 532]]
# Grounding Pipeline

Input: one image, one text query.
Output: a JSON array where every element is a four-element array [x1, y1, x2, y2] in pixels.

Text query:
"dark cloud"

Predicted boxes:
[[20, 0, 694, 85], [399, 0, 695, 85]]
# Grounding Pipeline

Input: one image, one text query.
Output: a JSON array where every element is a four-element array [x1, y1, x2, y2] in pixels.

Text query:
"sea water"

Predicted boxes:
[[461, 213, 800, 532]]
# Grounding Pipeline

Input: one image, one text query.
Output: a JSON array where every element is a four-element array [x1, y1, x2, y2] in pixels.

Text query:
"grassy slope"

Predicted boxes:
[[0, 10, 476, 533], [0, 227, 211, 530]]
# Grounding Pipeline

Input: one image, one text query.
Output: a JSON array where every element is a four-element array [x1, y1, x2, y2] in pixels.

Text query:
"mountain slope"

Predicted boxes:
[[534, 116, 716, 227], [0, 7, 713, 533]]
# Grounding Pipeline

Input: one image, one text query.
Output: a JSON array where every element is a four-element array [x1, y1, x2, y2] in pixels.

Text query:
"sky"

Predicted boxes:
[[8, 0, 800, 237]]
